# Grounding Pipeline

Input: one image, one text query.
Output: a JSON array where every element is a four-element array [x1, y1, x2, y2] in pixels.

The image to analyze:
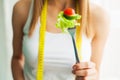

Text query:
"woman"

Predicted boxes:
[[11, 0, 109, 80]]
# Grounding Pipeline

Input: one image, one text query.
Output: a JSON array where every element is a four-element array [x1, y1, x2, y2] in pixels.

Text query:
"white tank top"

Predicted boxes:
[[22, 0, 92, 80]]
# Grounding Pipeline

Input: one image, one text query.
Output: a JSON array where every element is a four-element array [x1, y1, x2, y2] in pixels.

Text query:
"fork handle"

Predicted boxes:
[[71, 35, 80, 63]]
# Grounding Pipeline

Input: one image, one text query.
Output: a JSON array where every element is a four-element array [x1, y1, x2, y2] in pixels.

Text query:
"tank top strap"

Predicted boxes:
[[23, 0, 34, 35]]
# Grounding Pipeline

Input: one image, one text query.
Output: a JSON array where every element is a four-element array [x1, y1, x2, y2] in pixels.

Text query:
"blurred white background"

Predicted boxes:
[[0, 0, 120, 80]]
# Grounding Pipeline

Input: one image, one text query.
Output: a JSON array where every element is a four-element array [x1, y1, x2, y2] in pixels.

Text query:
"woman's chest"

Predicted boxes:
[[22, 30, 76, 68]]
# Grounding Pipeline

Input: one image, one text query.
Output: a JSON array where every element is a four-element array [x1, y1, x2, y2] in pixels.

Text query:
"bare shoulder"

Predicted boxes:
[[12, 0, 32, 27], [90, 3, 110, 38]]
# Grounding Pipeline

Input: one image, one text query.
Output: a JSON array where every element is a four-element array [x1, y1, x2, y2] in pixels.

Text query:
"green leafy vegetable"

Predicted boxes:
[[56, 11, 81, 32]]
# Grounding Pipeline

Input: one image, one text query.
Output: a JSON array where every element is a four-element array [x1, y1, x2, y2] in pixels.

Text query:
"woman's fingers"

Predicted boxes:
[[73, 62, 96, 70], [75, 75, 98, 80], [73, 68, 97, 76], [72, 62, 97, 77]]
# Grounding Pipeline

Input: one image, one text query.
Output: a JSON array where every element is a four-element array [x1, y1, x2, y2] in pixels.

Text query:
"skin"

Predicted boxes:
[[11, 0, 109, 80]]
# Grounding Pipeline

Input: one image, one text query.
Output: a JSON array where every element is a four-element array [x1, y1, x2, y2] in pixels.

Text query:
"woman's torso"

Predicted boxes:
[[22, 0, 92, 80]]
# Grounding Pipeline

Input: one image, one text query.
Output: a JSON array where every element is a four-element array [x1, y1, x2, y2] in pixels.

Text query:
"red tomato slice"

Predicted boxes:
[[64, 8, 75, 16]]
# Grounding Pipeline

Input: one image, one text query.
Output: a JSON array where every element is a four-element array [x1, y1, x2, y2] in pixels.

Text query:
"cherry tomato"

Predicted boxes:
[[64, 8, 75, 16]]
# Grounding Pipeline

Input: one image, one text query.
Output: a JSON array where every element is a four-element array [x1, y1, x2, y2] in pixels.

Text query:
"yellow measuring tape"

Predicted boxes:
[[36, 0, 82, 80], [75, 0, 83, 60], [36, 0, 48, 80]]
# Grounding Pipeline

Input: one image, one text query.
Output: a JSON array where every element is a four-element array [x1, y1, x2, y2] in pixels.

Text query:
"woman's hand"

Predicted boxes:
[[72, 62, 98, 80]]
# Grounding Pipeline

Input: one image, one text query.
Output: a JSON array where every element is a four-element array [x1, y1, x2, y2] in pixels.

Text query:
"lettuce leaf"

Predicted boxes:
[[56, 12, 81, 32]]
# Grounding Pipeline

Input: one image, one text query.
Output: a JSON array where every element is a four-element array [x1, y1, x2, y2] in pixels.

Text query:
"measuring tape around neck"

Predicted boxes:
[[36, 0, 48, 80], [36, 0, 82, 80]]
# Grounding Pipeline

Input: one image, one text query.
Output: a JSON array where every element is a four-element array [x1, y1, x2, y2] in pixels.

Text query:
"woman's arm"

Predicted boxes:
[[11, 1, 30, 80], [91, 5, 110, 73]]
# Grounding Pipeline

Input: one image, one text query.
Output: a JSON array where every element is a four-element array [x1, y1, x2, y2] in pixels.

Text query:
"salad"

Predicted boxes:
[[56, 8, 81, 32]]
